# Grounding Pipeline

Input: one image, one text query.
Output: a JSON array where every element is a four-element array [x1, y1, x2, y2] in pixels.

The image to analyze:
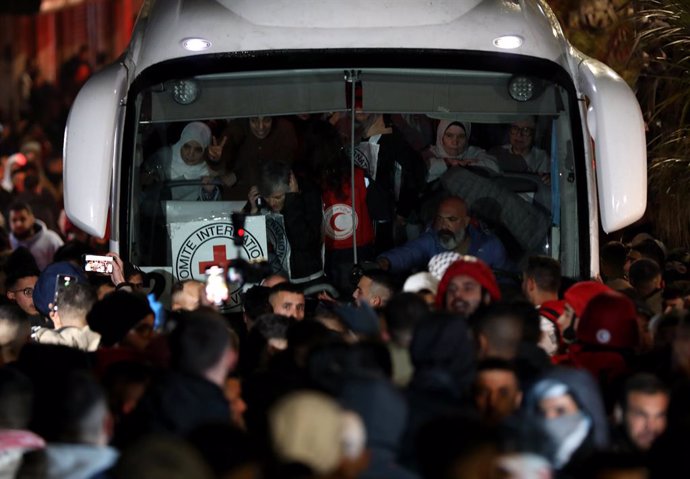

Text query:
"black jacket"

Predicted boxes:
[[115, 370, 230, 447], [282, 178, 324, 280]]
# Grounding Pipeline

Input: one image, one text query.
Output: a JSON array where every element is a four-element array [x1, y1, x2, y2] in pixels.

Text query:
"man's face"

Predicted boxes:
[[265, 188, 287, 213], [7, 276, 38, 315], [9, 209, 35, 239], [445, 275, 486, 316], [249, 116, 273, 139], [270, 291, 305, 320], [474, 369, 522, 423], [353, 276, 376, 307], [509, 120, 535, 154], [433, 200, 469, 237], [172, 281, 204, 311], [624, 391, 668, 451]]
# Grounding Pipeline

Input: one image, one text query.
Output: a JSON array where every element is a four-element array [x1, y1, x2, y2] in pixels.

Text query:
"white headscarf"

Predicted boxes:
[[2, 153, 27, 192], [431, 120, 471, 159], [169, 122, 212, 180]]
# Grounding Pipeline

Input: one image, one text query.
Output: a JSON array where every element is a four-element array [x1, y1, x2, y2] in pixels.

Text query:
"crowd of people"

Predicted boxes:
[[2, 54, 690, 479], [1, 207, 690, 478], [139, 112, 555, 294]]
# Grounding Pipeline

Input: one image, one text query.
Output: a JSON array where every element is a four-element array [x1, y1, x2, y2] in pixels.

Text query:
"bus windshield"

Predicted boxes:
[[126, 67, 582, 284]]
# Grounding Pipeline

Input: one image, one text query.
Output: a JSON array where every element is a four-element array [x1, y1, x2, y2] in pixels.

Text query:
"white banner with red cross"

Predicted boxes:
[[167, 202, 268, 310]]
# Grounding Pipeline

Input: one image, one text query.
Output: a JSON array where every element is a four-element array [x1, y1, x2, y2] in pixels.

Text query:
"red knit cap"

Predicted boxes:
[[563, 281, 610, 318], [435, 256, 501, 309], [577, 290, 639, 349]]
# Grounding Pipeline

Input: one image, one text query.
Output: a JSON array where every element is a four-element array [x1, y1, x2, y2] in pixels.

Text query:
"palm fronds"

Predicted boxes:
[[634, 1, 690, 248]]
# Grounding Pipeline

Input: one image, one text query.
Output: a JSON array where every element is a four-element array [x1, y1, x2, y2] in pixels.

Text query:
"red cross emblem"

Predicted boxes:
[[198, 244, 233, 274]]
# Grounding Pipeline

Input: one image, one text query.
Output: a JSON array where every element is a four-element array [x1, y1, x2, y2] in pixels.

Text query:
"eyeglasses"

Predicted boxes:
[[9, 287, 33, 297], [510, 125, 535, 136]]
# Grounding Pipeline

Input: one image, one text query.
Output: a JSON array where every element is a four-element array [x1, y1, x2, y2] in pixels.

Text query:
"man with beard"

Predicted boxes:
[[8, 202, 63, 271], [435, 256, 501, 318], [376, 196, 507, 274]]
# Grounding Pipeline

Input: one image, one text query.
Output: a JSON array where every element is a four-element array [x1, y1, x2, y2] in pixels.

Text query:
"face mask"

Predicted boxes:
[[540, 411, 587, 447]]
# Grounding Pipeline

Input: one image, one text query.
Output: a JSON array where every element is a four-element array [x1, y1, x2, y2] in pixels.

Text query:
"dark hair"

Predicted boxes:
[[503, 300, 541, 344], [0, 366, 34, 429], [253, 313, 291, 340], [8, 201, 32, 215], [383, 292, 429, 346], [476, 357, 518, 375], [53, 240, 90, 264], [472, 303, 524, 359], [169, 310, 231, 376], [362, 269, 398, 298], [524, 255, 561, 293], [601, 241, 628, 273], [56, 282, 97, 318], [632, 239, 666, 268], [268, 282, 304, 302], [242, 285, 272, 323], [303, 120, 350, 200], [4, 247, 40, 290], [620, 373, 668, 411], [87, 291, 152, 346], [258, 160, 291, 197], [629, 258, 662, 289]]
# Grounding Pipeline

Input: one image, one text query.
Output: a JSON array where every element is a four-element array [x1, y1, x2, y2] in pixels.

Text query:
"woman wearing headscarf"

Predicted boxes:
[[143, 122, 220, 201], [426, 120, 500, 183], [522, 367, 609, 477]]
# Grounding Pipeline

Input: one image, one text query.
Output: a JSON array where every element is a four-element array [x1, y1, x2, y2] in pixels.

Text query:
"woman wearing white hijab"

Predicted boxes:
[[144, 121, 221, 200], [426, 120, 500, 183]]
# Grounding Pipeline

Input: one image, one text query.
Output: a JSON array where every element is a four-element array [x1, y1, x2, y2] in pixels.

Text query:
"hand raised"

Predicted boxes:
[[207, 135, 227, 161]]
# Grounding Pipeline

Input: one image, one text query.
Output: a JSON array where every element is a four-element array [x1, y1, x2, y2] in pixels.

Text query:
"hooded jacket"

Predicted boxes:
[[400, 314, 476, 470], [522, 367, 609, 473], [9, 219, 63, 271]]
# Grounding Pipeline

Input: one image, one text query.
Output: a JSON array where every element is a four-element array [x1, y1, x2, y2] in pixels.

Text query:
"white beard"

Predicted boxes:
[[438, 228, 466, 251]]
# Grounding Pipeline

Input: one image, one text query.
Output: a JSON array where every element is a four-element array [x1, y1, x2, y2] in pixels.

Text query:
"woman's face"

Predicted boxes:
[[249, 116, 273, 139], [539, 393, 579, 420], [442, 124, 467, 156], [180, 140, 205, 165]]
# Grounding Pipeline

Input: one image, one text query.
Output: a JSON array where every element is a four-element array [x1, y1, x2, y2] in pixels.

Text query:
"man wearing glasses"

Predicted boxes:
[[496, 117, 550, 181], [6, 270, 39, 317]]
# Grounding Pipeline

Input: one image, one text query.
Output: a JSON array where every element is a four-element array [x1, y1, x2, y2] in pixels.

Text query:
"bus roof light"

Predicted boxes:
[[181, 37, 212, 52], [493, 35, 523, 49]]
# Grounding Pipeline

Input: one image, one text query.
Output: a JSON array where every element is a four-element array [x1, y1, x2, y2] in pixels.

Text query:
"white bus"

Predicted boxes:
[[63, 0, 646, 294]]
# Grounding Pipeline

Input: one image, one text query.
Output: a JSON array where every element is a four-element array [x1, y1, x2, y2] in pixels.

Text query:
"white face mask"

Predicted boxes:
[[539, 411, 591, 469], [541, 411, 586, 445]]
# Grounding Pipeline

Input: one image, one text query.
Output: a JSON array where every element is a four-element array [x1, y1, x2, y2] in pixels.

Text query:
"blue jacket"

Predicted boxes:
[[380, 225, 508, 273]]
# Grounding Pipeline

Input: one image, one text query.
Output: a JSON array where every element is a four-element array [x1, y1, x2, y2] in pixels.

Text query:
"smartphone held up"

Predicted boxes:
[[83, 255, 114, 275]]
